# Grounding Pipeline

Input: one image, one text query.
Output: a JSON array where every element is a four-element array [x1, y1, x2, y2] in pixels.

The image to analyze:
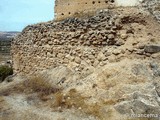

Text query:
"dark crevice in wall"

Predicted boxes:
[[110, 0, 114, 3], [105, 0, 108, 3]]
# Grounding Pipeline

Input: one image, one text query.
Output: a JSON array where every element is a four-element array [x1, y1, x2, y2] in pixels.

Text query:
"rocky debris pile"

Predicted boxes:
[[14, 10, 123, 46], [12, 8, 160, 74], [37, 58, 160, 120]]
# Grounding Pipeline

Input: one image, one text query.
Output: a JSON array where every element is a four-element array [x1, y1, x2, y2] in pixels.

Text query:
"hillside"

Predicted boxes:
[[0, 32, 19, 62], [0, 1, 160, 120], [0, 31, 19, 40], [0, 31, 19, 59]]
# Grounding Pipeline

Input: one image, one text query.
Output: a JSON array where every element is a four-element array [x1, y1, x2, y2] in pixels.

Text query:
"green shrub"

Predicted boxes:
[[0, 65, 13, 82]]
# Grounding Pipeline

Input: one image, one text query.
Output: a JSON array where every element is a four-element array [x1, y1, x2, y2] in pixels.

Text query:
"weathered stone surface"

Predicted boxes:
[[97, 52, 106, 61], [115, 91, 160, 120], [142, 0, 160, 22], [144, 45, 160, 53]]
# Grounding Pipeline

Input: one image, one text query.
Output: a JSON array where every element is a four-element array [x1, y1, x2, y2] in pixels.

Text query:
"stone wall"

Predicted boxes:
[[12, 10, 125, 74], [12, 8, 159, 75], [11, 0, 160, 75]]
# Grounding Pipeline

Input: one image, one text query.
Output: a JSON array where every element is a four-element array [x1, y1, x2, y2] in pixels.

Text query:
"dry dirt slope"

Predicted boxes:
[[1, 6, 160, 120]]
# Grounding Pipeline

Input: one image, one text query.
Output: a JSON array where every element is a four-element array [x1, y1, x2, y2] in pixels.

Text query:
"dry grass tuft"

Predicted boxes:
[[103, 99, 117, 105], [51, 88, 106, 119], [84, 103, 102, 119], [24, 76, 61, 95], [0, 75, 61, 100], [0, 96, 5, 111], [0, 96, 10, 119], [53, 91, 64, 107]]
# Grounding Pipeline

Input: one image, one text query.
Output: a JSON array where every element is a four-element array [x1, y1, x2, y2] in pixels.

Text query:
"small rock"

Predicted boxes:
[[115, 39, 125, 46], [108, 55, 116, 63], [93, 60, 99, 67], [4, 75, 14, 82], [108, 34, 115, 40], [120, 34, 128, 39], [74, 57, 81, 64], [144, 45, 160, 54], [138, 44, 145, 49], [97, 52, 106, 61], [113, 49, 121, 55]]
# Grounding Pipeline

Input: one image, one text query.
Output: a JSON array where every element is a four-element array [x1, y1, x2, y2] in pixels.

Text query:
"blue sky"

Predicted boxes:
[[0, 0, 54, 31]]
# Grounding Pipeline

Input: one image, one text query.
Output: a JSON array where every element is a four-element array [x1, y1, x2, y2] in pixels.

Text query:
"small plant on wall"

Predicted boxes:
[[0, 65, 13, 82]]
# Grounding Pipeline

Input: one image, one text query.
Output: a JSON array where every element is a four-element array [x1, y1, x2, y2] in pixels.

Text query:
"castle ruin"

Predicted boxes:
[[11, 0, 159, 75], [54, 0, 141, 20]]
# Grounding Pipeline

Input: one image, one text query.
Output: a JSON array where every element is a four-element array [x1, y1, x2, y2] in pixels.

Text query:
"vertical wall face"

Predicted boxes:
[[54, 0, 141, 20], [54, 0, 115, 20]]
